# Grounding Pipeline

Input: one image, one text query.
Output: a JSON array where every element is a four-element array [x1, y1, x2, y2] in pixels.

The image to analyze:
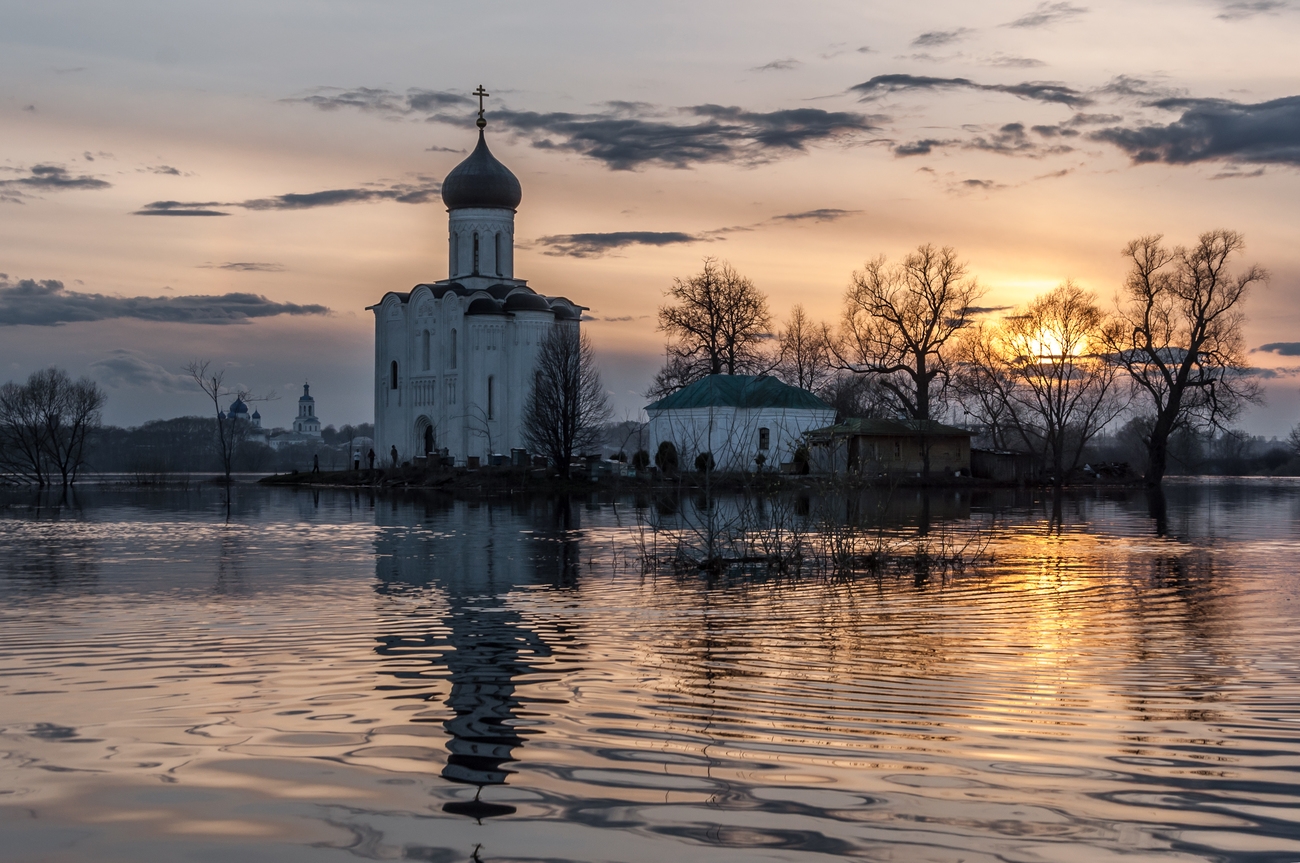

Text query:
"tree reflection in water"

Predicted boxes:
[[372, 495, 581, 820]]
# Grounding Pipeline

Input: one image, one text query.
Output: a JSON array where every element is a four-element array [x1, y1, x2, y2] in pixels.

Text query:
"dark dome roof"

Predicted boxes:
[[465, 297, 506, 316], [441, 131, 522, 211], [550, 301, 580, 320], [504, 291, 553, 312]]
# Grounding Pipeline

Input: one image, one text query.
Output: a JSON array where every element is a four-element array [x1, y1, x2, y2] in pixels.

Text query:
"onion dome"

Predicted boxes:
[[441, 131, 522, 211]]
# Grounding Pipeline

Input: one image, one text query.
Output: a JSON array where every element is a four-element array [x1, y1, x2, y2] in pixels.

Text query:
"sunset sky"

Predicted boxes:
[[3, 0, 1298, 434]]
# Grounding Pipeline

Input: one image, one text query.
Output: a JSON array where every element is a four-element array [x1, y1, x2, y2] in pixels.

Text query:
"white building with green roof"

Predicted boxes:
[[645, 375, 835, 472]]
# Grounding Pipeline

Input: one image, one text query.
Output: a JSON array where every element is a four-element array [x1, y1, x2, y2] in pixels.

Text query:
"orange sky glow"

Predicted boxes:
[[2, 1, 1298, 433]]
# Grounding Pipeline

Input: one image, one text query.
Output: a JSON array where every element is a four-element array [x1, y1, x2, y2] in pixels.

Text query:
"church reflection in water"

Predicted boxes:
[[372, 496, 581, 819]]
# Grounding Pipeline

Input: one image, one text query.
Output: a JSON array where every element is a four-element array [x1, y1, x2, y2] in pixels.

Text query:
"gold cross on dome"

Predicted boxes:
[[473, 85, 489, 128]]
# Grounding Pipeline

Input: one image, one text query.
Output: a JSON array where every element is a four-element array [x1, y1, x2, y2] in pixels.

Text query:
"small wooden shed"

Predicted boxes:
[[807, 418, 972, 477]]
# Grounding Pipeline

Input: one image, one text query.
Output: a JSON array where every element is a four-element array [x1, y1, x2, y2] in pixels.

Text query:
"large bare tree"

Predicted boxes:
[[1101, 230, 1265, 486], [657, 258, 772, 388], [837, 244, 983, 422], [994, 282, 1125, 486], [523, 325, 611, 479]]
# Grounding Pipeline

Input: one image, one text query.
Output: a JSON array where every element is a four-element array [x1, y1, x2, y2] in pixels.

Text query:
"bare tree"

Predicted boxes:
[[952, 322, 1021, 451], [1288, 423, 1300, 459], [523, 325, 611, 478], [1101, 231, 1265, 486], [995, 282, 1126, 486], [835, 244, 982, 478], [775, 305, 832, 392], [657, 258, 773, 389], [836, 244, 983, 421], [0, 367, 105, 487], [186, 361, 268, 486], [0, 377, 51, 486], [36, 369, 106, 487]]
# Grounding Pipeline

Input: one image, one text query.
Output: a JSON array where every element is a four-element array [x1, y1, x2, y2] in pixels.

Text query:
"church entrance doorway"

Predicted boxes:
[[423, 424, 435, 456]]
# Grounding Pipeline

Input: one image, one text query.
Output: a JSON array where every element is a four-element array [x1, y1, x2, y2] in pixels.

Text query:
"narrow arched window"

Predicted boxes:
[[451, 233, 459, 274], [390, 360, 398, 390], [494, 233, 501, 276], [449, 329, 457, 369], [758, 428, 770, 450], [422, 330, 430, 371], [487, 375, 495, 420], [472, 232, 480, 274]]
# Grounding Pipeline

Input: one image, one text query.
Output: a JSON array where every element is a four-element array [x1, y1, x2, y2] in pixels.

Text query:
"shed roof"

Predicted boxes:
[[808, 417, 972, 438], [645, 375, 831, 412]]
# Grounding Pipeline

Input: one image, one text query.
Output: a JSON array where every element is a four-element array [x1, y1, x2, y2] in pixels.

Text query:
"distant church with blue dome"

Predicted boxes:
[[369, 88, 585, 465]]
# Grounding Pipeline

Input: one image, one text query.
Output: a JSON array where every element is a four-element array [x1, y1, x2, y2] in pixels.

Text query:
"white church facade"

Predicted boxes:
[[370, 100, 584, 466]]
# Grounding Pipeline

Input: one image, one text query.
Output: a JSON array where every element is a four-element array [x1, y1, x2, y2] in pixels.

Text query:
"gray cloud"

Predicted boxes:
[[852, 74, 1092, 107], [754, 58, 801, 72], [286, 86, 472, 117], [1004, 2, 1088, 28], [912, 28, 975, 47], [197, 262, 286, 272], [1090, 95, 1300, 166], [135, 176, 442, 216], [0, 276, 329, 326], [954, 178, 1008, 191], [89, 350, 192, 391], [894, 122, 1073, 158], [147, 165, 182, 175], [772, 208, 860, 222], [1217, 0, 1290, 19], [964, 305, 1015, 314], [1256, 341, 1300, 356], [475, 103, 881, 170], [986, 54, 1048, 68], [0, 164, 112, 202], [535, 231, 701, 258], [134, 201, 229, 216]]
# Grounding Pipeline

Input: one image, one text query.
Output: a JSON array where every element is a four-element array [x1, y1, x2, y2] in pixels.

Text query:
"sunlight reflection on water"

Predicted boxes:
[[1, 481, 1299, 862]]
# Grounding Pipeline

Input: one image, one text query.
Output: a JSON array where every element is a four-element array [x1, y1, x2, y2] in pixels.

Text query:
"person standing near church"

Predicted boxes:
[[312, 454, 320, 474], [367, 448, 375, 470], [390, 445, 399, 468]]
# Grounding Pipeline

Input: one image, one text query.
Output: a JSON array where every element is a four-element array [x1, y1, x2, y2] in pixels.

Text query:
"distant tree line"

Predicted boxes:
[[650, 230, 1288, 486]]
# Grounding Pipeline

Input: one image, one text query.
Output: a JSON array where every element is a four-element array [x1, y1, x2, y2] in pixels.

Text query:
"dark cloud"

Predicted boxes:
[[135, 176, 442, 216], [197, 262, 286, 272], [911, 28, 975, 47], [535, 231, 702, 258], [1004, 2, 1089, 28], [0, 276, 328, 326], [1217, 0, 1290, 19], [1256, 342, 1300, 356], [1090, 95, 1300, 166], [425, 145, 464, 153], [0, 164, 111, 201], [88, 350, 191, 391], [772, 208, 860, 222], [148, 165, 182, 175], [135, 201, 229, 216], [456, 103, 880, 170], [955, 178, 1008, 191], [753, 58, 801, 72], [286, 86, 472, 117], [852, 74, 1092, 107], [1095, 75, 1178, 100], [894, 122, 1072, 158], [964, 305, 1015, 314]]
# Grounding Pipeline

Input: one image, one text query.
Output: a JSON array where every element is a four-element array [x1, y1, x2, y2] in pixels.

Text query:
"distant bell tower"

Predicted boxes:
[[292, 383, 322, 437]]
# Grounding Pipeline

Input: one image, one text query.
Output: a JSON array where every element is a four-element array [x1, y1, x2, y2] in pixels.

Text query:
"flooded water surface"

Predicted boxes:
[[2, 481, 1300, 862]]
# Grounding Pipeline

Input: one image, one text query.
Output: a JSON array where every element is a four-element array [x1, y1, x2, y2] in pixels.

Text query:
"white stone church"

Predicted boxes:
[[369, 105, 584, 465]]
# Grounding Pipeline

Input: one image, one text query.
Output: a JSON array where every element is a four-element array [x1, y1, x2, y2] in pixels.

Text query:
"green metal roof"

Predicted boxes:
[[645, 375, 832, 412], [807, 417, 972, 438]]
